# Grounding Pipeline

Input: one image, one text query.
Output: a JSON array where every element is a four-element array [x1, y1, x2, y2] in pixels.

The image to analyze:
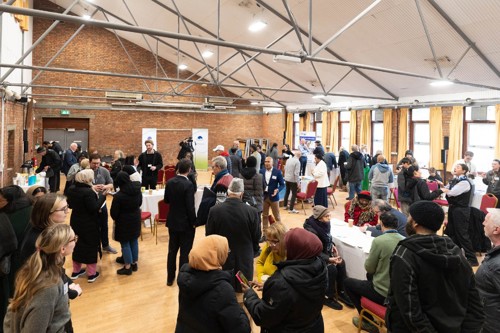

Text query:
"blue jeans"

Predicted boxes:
[[370, 186, 388, 201], [348, 182, 362, 200], [299, 156, 307, 176], [120, 238, 139, 264]]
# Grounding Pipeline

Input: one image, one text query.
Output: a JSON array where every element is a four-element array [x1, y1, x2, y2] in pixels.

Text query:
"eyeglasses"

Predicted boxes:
[[267, 239, 280, 246], [68, 235, 78, 243], [53, 205, 69, 213]]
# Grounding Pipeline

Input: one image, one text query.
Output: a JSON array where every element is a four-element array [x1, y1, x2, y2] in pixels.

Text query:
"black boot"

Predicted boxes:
[[117, 266, 132, 275], [338, 291, 355, 308]]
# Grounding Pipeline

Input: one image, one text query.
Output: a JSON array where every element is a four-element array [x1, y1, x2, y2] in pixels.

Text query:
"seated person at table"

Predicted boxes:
[[344, 191, 378, 226], [363, 199, 407, 237], [427, 167, 443, 185], [243, 228, 327, 333], [304, 205, 354, 310], [344, 212, 405, 333], [254, 222, 287, 289]]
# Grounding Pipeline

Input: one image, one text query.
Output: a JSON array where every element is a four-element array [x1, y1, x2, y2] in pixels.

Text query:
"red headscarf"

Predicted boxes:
[[285, 228, 323, 260]]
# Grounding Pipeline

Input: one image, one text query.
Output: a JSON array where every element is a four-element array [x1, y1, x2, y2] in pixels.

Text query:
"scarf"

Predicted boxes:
[[304, 217, 333, 255], [211, 169, 229, 192], [347, 197, 376, 225]]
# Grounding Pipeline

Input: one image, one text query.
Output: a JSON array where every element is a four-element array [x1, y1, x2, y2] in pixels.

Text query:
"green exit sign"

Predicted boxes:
[[60, 109, 70, 116]]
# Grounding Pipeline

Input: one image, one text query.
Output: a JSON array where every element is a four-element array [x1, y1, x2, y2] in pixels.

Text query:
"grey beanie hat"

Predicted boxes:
[[313, 205, 329, 220]]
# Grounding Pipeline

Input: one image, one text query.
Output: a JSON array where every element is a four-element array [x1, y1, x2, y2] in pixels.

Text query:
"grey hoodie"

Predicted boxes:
[[368, 163, 394, 188]]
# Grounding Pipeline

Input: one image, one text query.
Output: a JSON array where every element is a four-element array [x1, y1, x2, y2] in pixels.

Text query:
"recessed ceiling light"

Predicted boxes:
[[251, 101, 259, 105], [312, 94, 326, 99], [430, 80, 453, 87], [248, 20, 267, 32], [82, 14, 91, 20], [202, 50, 214, 58], [178, 64, 188, 70]]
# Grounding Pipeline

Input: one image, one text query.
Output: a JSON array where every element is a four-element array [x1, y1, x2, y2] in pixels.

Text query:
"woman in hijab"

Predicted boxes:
[[243, 228, 328, 333], [175, 235, 250, 333], [26, 185, 47, 203]]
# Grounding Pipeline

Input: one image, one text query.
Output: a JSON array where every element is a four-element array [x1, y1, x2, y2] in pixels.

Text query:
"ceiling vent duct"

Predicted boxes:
[[205, 97, 234, 105], [105, 91, 143, 100]]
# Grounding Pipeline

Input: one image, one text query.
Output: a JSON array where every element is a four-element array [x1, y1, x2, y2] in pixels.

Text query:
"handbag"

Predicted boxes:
[[45, 168, 55, 178], [0, 254, 12, 277]]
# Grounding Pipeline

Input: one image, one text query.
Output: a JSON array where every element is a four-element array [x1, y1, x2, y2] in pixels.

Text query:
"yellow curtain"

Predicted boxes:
[[349, 110, 357, 148], [397, 108, 409, 161], [321, 111, 329, 148], [359, 110, 371, 150], [285, 112, 294, 147], [383, 109, 392, 159], [13, 0, 29, 31], [330, 111, 339, 153], [447, 106, 464, 172], [496, 105, 500, 158], [429, 107, 443, 168], [305, 112, 312, 132], [299, 113, 306, 131]]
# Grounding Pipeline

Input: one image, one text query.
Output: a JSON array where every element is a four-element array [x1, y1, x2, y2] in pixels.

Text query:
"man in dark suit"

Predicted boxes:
[[260, 157, 285, 241], [206, 178, 260, 292], [164, 159, 196, 286]]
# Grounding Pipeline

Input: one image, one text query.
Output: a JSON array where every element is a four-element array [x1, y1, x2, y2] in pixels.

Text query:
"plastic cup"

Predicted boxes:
[[348, 219, 354, 227], [148, 189, 153, 195], [366, 230, 372, 237], [141, 187, 145, 193]]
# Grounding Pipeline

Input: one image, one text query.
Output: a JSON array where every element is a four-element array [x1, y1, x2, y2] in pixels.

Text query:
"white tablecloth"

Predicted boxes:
[[330, 218, 373, 280], [140, 187, 204, 227], [20, 176, 46, 193]]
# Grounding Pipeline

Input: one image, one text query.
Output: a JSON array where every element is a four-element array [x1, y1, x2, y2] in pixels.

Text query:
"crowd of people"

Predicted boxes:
[[1, 137, 500, 333]]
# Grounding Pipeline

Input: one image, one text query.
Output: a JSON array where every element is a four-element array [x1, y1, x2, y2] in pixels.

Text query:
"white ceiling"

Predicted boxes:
[[24, 0, 500, 108]]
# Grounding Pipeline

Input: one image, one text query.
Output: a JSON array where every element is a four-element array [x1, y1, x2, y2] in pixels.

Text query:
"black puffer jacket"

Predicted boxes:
[[110, 178, 142, 242], [244, 257, 327, 333], [175, 264, 250, 333], [346, 151, 365, 183]]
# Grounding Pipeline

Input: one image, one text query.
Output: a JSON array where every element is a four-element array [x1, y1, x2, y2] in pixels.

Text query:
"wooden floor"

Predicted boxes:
[[64, 171, 378, 333]]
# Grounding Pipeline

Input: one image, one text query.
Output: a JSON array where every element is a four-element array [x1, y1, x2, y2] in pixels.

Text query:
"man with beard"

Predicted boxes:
[[386, 201, 484, 332], [344, 191, 378, 226]]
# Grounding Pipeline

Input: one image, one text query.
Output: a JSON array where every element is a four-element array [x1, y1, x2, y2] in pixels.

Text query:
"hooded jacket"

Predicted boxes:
[[368, 163, 394, 188], [244, 257, 327, 333], [386, 234, 484, 333], [346, 151, 365, 183], [176, 266, 250, 333]]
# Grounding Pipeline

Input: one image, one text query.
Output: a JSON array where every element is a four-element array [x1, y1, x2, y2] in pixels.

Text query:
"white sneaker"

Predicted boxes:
[[289, 209, 299, 214]]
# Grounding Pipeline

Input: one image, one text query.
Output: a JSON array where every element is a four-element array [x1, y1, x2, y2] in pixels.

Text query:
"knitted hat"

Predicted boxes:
[[357, 191, 372, 201], [409, 201, 444, 232], [312, 205, 329, 220]]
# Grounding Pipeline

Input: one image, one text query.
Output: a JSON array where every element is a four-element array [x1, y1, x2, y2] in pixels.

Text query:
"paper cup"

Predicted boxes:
[[141, 187, 145, 193], [261, 275, 270, 284], [148, 189, 153, 195], [366, 230, 372, 237], [348, 219, 354, 227]]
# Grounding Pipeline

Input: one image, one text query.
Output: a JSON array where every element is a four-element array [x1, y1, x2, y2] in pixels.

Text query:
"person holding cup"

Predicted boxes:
[[303, 205, 354, 310], [344, 211, 405, 332]]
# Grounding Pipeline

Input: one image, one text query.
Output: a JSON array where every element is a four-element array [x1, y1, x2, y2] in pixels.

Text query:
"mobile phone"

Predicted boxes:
[[235, 271, 250, 287]]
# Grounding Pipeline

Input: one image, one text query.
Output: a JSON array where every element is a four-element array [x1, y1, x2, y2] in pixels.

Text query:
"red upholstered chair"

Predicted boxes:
[[140, 211, 152, 241], [156, 168, 165, 188], [163, 166, 177, 184], [480, 194, 498, 215], [154, 200, 169, 245], [296, 180, 318, 215], [327, 176, 340, 208], [357, 297, 387, 333]]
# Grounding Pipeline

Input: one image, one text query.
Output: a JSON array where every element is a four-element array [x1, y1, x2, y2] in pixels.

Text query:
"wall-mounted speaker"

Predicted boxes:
[[443, 136, 449, 150]]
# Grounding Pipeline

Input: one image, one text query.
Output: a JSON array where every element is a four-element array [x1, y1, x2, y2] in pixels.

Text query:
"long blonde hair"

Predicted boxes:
[[9, 224, 72, 311]]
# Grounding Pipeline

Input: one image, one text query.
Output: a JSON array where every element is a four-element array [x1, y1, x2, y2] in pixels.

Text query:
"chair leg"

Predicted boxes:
[[302, 200, 306, 215], [333, 194, 337, 206], [329, 195, 335, 207], [150, 217, 154, 234]]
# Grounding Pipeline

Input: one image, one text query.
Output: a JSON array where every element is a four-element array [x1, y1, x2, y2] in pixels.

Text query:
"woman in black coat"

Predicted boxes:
[[176, 235, 250, 333], [67, 169, 106, 283], [110, 171, 142, 275], [243, 228, 328, 333]]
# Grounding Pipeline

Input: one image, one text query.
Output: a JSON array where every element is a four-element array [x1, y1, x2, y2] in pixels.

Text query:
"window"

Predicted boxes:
[[313, 112, 322, 141], [464, 106, 495, 172], [292, 113, 301, 149], [339, 111, 350, 150], [411, 108, 430, 167], [372, 110, 383, 154]]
